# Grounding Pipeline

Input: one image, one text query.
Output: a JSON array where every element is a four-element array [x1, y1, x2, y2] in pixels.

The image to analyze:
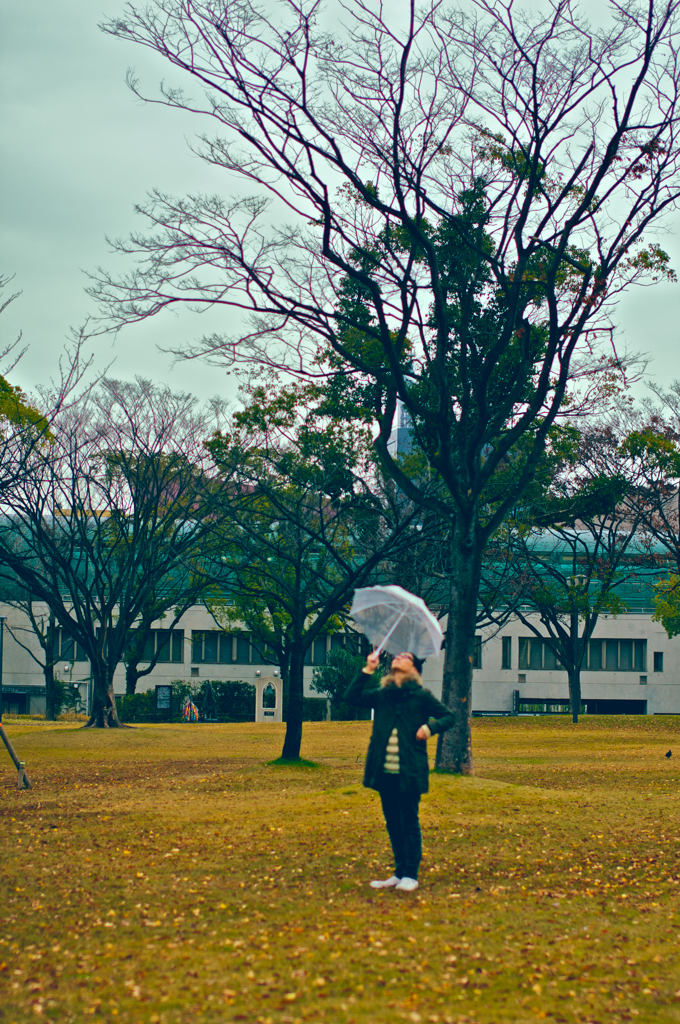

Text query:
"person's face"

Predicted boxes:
[[391, 652, 415, 676]]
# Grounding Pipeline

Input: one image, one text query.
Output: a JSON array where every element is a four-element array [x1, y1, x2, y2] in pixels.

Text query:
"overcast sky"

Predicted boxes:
[[1, 0, 679, 405]]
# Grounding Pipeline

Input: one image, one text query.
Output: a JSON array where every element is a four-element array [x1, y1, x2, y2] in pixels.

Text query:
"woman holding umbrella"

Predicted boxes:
[[344, 647, 455, 892]]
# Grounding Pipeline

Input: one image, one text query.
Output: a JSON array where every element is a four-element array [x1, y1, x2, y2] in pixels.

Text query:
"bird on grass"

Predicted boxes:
[[665, 750, 672, 759]]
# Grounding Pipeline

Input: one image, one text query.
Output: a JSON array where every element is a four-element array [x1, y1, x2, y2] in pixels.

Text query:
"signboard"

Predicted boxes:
[[263, 710, 275, 717], [155, 685, 173, 713]]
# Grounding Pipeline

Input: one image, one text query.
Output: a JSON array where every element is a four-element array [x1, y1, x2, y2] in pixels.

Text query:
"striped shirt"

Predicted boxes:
[[383, 727, 400, 774]]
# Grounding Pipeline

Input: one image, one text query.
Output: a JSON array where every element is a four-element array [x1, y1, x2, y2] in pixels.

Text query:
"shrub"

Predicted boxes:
[[117, 680, 256, 723]]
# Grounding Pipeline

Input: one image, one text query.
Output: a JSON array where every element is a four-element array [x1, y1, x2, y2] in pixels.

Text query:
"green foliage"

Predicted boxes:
[[0, 375, 49, 439], [194, 681, 256, 721], [116, 681, 256, 722], [56, 680, 86, 716], [652, 575, 680, 638], [623, 243, 677, 283], [300, 699, 328, 722], [310, 647, 367, 703], [621, 428, 680, 477], [311, 647, 382, 721], [116, 689, 156, 722]]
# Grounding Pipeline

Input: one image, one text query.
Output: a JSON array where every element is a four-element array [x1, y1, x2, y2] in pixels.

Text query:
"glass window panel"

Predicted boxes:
[[304, 644, 313, 665], [518, 638, 529, 670], [155, 630, 172, 663], [191, 631, 203, 663], [606, 640, 619, 671], [529, 639, 543, 670], [331, 634, 345, 650], [203, 632, 219, 663], [501, 637, 512, 670], [654, 650, 663, 672], [143, 631, 155, 662], [589, 640, 602, 671], [544, 645, 558, 669], [472, 635, 482, 669], [635, 640, 647, 671], [219, 634, 232, 663], [314, 638, 327, 666], [619, 640, 633, 671], [171, 630, 183, 663], [250, 640, 266, 665], [345, 633, 363, 655], [61, 634, 74, 660], [236, 635, 250, 664], [75, 641, 88, 662]]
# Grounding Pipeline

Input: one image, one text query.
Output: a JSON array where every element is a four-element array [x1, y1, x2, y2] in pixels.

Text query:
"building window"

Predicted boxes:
[[473, 635, 482, 669], [191, 631, 232, 664], [236, 634, 251, 664], [501, 637, 512, 670], [654, 651, 664, 672], [53, 629, 89, 662], [190, 632, 276, 666], [304, 636, 333, 665], [314, 637, 328, 666], [587, 639, 646, 672], [518, 638, 562, 670], [137, 628, 184, 664]]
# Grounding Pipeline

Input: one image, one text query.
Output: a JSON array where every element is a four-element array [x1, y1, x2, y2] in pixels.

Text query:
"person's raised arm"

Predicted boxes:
[[345, 650, 381, 707], [363, 650, 380, 674]]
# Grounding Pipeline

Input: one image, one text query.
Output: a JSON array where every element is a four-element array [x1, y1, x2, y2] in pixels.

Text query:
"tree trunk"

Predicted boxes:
[[44, 613, 58, 721], [85, 662, 125, 728], [568, 667, 582, 724], [281, 648, 304, 760], [125, 660, 140, 695], [44, 662, 57, 722], [435, 524, 483, 774]]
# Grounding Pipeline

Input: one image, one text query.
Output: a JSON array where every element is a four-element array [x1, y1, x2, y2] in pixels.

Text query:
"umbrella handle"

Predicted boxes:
[[374, 610, 407, 657]]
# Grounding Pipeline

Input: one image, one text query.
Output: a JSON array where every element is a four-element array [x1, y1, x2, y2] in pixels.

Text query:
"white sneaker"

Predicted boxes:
[[370, 875, 401, 889], [395, 877, 419, 892]]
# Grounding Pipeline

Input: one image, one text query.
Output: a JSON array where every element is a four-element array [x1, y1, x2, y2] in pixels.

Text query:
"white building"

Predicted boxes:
[[419, 611, 677, 715], [2, 601, 678, 718], [0, 602, 353, 716]]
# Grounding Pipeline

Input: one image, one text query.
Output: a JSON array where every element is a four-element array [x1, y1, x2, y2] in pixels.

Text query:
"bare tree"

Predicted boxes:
[[0, 379, 221, 727], [0, 587, 62, 720], [0, 277, 95, 505], [96, 0, 680, 769]]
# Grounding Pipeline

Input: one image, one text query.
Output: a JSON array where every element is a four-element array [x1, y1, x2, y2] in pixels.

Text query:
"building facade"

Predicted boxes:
[[0, 603, 358, 716], [2, 602, 678, 718]]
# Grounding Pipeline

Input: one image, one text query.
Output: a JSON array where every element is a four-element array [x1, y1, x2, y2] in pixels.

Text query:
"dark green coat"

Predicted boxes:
[[344, 672, 455, 794]]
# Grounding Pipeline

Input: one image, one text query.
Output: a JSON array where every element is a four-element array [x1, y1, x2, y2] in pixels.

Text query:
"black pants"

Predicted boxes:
[[378, 773, 422, 880]]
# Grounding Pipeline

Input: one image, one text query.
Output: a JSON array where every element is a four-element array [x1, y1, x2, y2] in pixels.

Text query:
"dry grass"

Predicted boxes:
[[1, 716, 680, 1024]]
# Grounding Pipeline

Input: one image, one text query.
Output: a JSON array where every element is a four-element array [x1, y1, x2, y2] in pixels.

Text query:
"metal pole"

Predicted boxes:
[[0, 615, 6, 724], [0, 615, 31, 788]]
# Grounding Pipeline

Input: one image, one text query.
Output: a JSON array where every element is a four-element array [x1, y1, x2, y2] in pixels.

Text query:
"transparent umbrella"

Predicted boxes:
[[350, 585, 443, 659]]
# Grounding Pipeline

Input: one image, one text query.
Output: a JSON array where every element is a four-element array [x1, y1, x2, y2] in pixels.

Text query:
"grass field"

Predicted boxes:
[[1, 716, 680, 1024]]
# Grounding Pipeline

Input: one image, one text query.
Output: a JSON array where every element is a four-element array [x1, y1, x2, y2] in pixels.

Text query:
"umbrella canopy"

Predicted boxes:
[[350, 585, 443, 660]]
